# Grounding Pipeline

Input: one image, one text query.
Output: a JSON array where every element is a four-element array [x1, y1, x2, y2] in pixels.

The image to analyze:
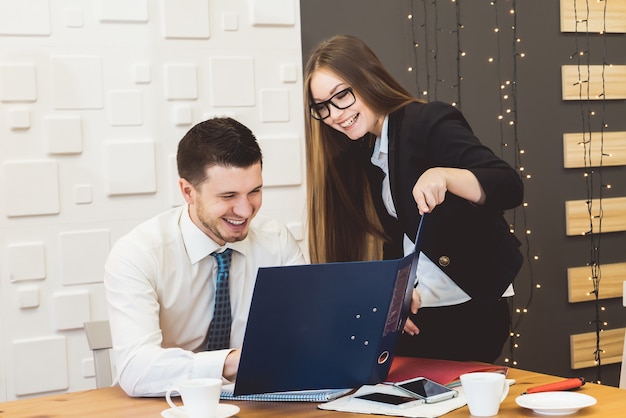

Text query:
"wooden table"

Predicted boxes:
[[0, 368, 624, 417]]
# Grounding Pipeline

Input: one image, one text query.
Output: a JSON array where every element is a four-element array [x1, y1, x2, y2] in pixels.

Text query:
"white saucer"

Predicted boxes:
[[515, 391, 596, 416], [161, 404, 240, 418]]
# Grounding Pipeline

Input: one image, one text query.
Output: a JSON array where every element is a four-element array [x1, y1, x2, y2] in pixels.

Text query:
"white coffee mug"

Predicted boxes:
[[165, 378, 222, 418], [460, 372, 509, 417]]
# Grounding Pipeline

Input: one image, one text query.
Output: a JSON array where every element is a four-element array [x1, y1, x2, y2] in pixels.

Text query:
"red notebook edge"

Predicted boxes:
[[385, 356, 509, 387]]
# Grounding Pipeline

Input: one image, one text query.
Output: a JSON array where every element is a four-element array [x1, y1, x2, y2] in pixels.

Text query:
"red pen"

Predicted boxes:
[[524, 377, 585, 394]]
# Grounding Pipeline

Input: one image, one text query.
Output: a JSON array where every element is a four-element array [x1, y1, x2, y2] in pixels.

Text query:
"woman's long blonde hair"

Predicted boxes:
[[303, 35, 422, 263]]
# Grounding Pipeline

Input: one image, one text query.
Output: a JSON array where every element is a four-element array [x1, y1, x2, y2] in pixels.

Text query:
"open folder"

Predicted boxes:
[[232, 219, 425, 397]]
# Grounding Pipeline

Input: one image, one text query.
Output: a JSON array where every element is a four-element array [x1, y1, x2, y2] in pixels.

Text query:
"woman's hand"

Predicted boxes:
[[412, 167, 485, 215], [412, 168, 448, 215], [403, 288, 422, 336]]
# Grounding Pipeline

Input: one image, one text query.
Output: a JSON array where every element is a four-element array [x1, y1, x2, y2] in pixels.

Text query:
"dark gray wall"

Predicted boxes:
[[301, 0, 626, 386]]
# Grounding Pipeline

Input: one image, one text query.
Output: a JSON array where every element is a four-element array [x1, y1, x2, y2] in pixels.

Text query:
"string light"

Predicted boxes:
[[573, 0, 609, 384]]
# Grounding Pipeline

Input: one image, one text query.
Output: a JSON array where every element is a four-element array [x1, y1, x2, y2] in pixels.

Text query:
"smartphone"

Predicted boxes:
[[351, 392, 425, 409], [394, 377, 458, 403]]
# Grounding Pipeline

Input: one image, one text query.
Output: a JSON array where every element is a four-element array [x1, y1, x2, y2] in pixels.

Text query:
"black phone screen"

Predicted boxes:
[[399, 378, 452, 397], [354, 392, 417, 405]]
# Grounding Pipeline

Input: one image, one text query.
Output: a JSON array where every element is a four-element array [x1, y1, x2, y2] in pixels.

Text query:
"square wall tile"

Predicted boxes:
[[96, 0, 148, 22], [164, 64, 198, 100], [60, 229, 110, 285], [52, 290, 90, 330], [104, 140, 156, 195], [132, 63, 151, 84], [13, 336, 68, 396], [65, 8, 83, 28], [249, 0, 295, 26], [209, 57, 254, 107], [8, 107, 31, 129], [280, 63, 298, 83], [257, 136, 301, 186], [17, 285, 40, 309], [162, 0, 210, 39], [0, 64, 37, 102], [2, 160, 60, 217], [0, 0, 50, 35], [51, 56, 103, 109], [108, 90, 143, 126], [44, 115, 83, 154], [7, 242, 46, 282], [260, 89, 289, 122]]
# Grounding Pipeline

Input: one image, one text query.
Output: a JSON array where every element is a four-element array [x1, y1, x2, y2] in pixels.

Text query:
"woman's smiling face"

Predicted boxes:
[[309, 69, 384, 139]]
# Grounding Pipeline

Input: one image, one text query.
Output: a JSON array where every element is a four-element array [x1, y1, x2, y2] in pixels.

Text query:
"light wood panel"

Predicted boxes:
[[565, 196, 626, 236], [560, 0, 626, 33], [561, 65, 626, 100], [563, 131, 626, 168], [570, 327, 625, 369], [567, 262, 626, 303]]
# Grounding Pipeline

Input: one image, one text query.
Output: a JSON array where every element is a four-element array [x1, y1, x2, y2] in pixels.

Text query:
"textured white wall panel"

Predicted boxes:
[[0, 0, 304, 400]]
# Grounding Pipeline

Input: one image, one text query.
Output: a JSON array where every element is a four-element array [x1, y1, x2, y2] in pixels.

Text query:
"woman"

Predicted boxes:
[[303, 34, 524, 363]]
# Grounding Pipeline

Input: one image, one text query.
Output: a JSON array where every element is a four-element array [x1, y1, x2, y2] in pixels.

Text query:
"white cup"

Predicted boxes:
[[165, 378, 222, 418], [460, 372, 509, 417]]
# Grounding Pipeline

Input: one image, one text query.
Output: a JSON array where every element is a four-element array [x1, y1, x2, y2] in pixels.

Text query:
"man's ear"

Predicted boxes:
[[179, 178, 195, 204]]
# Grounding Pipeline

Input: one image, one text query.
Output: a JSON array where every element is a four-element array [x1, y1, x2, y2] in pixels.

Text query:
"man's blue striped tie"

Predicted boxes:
[[206, 248, 233, 351]]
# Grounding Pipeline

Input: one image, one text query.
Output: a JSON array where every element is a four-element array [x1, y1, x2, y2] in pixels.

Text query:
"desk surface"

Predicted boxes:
[[0, 368, 624, 417]]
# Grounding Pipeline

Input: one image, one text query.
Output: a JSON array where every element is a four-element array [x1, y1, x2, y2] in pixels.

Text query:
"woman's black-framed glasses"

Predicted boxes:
[[309, 87, 356, 120]]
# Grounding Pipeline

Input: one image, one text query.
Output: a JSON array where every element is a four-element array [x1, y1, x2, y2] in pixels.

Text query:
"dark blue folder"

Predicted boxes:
[[234, 218, 424, 396]]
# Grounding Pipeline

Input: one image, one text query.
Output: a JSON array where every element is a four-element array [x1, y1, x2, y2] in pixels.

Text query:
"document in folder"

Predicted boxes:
[[233, 251, 418, 396]]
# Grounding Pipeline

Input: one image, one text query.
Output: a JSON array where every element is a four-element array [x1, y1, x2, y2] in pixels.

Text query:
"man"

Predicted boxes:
[[104, 118, 304, 397]]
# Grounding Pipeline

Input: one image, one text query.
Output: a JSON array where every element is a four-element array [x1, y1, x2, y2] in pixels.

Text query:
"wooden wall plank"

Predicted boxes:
[[563, 131, 626, 168], [565, 196, 626, 236], [560, 0, 626, 33], [570, 328, 625, 369], [568, 262, 626, 303], [561, 65, 626, 100]]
